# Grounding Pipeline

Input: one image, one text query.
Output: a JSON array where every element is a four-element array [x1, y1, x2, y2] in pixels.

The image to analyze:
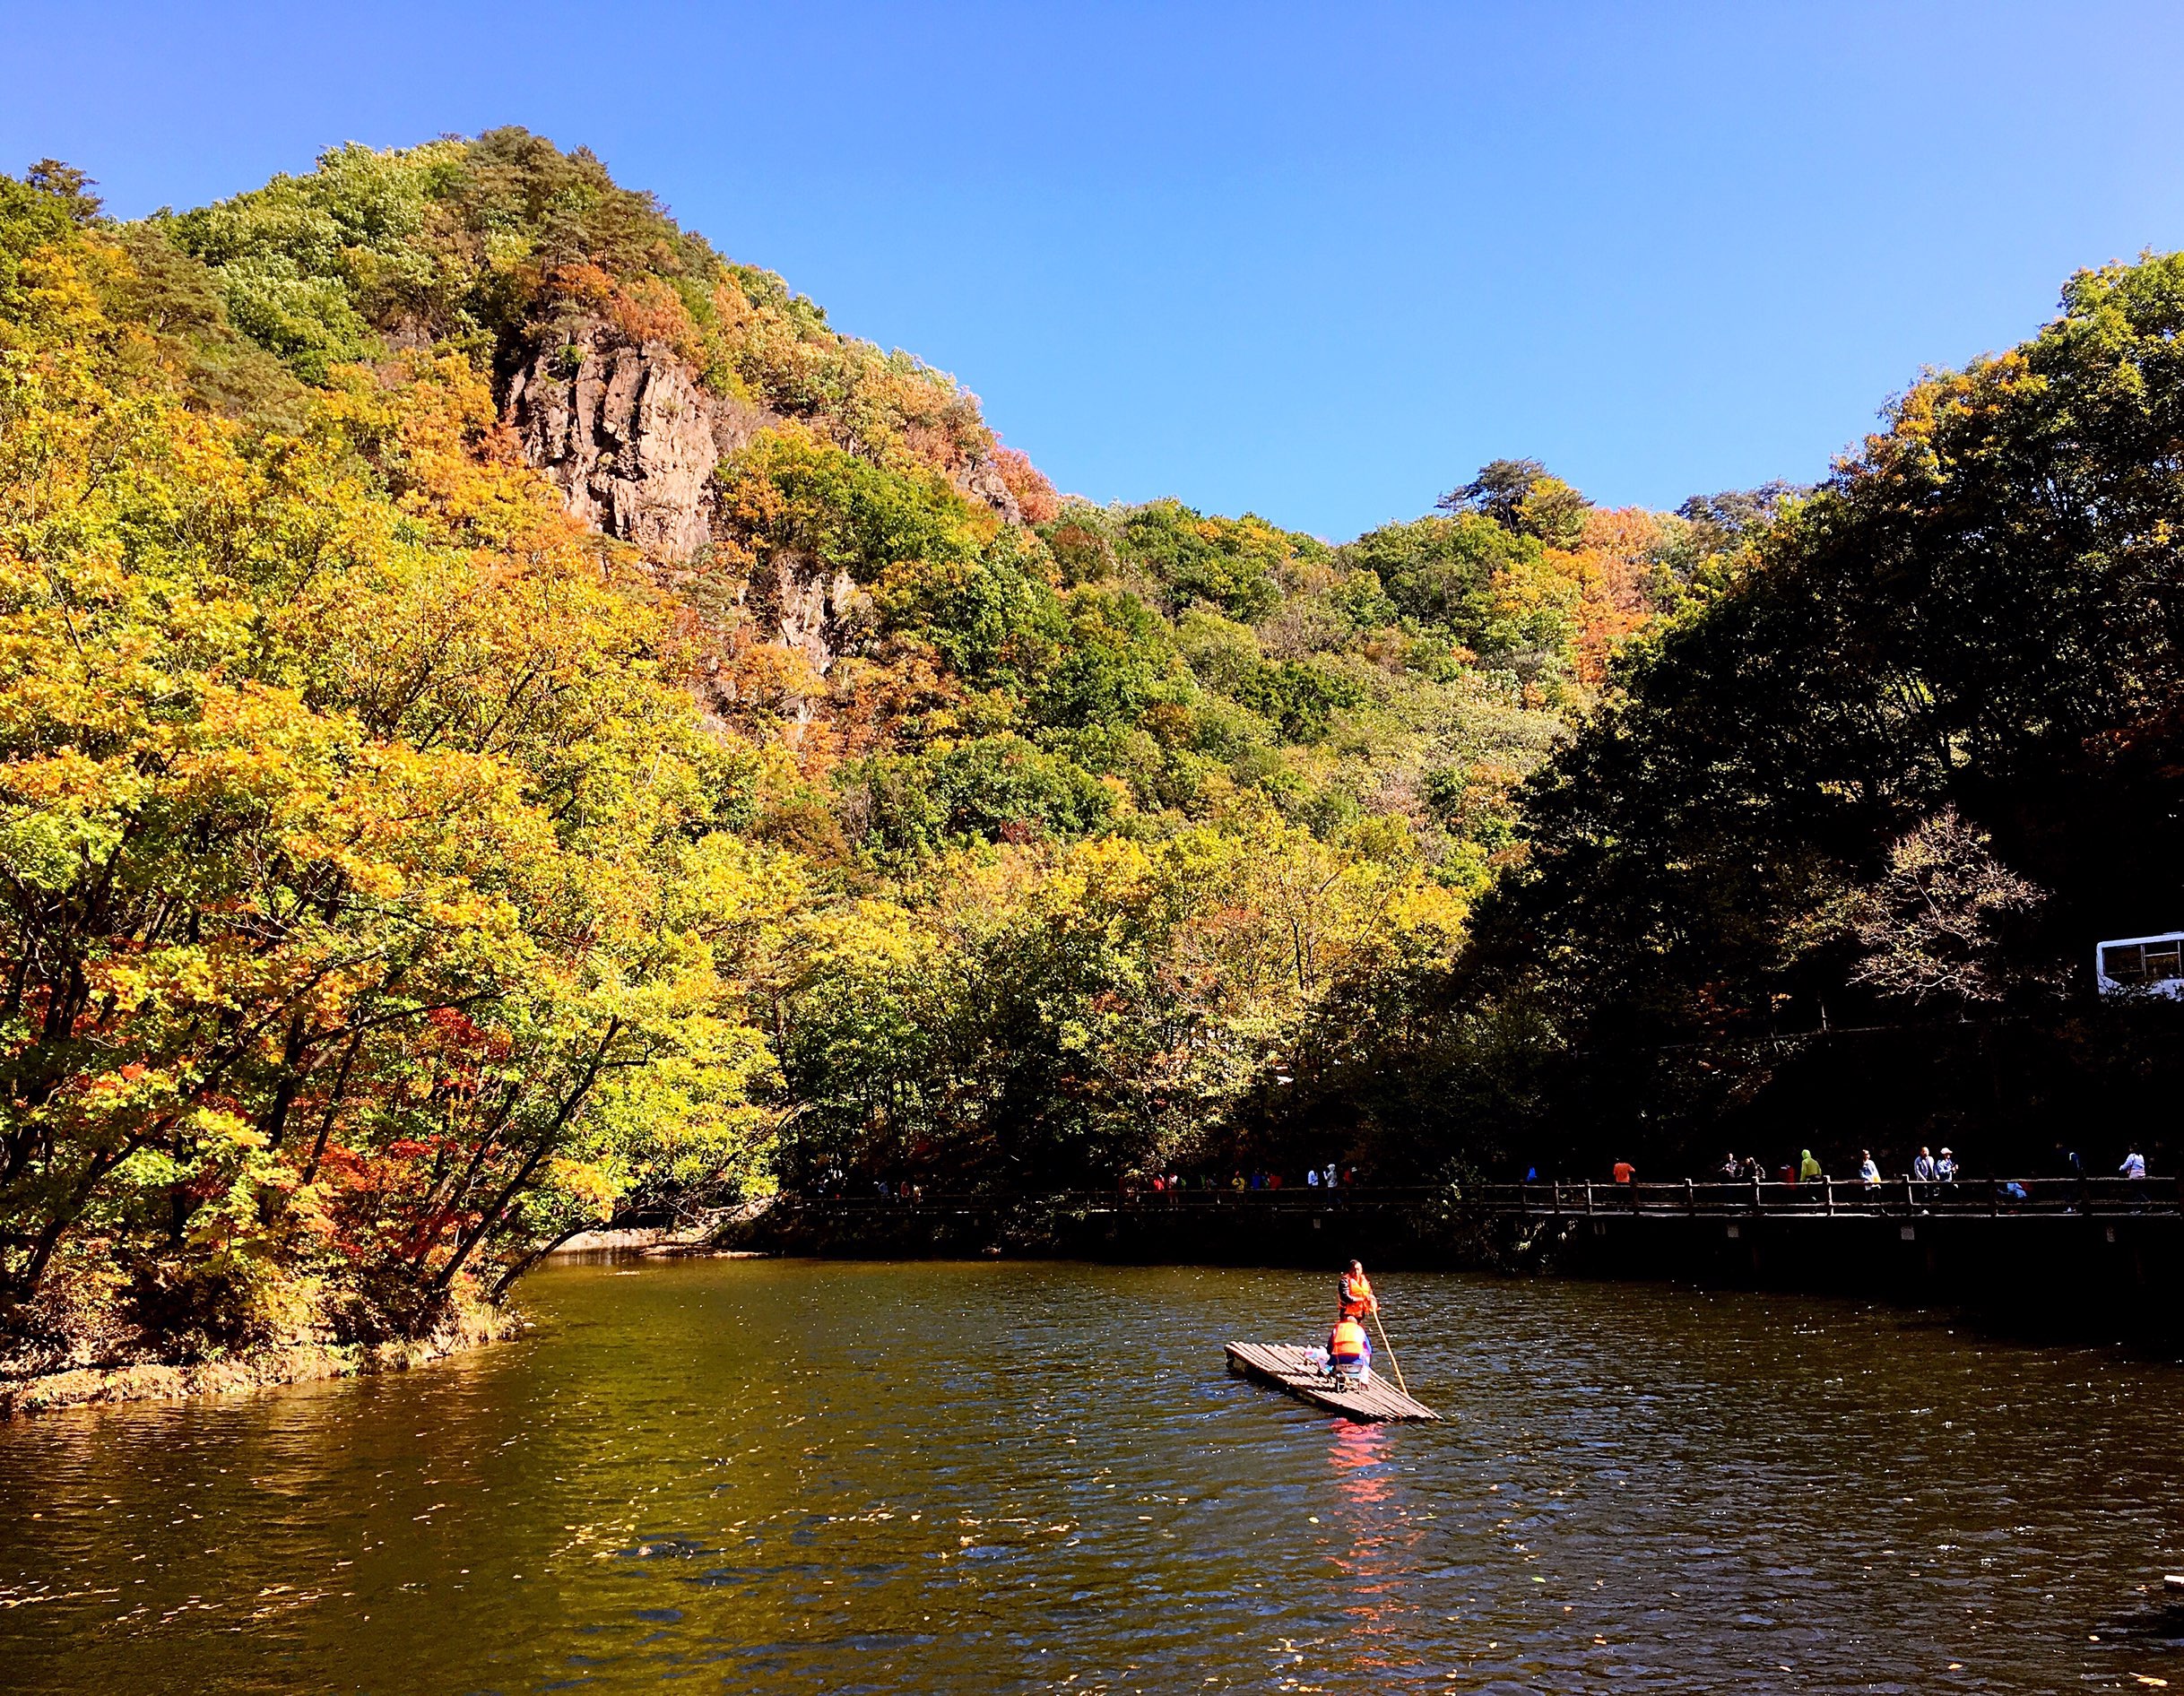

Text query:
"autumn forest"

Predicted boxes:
[[5, 129, 2183, 1372]]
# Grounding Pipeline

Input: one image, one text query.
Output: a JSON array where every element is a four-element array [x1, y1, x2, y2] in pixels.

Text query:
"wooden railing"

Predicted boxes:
[[1477, 1174, 2182, 1218], [776, 1175, 2183, 1219]]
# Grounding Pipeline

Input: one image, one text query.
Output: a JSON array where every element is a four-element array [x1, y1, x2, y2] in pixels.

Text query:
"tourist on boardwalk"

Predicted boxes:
[[1323, 1163, 1339, 1189], [1799, 1149, 1824, 1184], [1937, 1147, 1958, 1184], [1912, 1146, 1937, 1182], [1612, 1158, 1636, 1184], [2121, 1147, 2148, 1181], [1859, 1150, 1881, 1187], [1720, 1151, 1740, 1180], [2055, 1144, 2087, 1211], [1339, 1259, 1378, 1321], [1327, 1314, 1373, 1383], [1307, 1166, 1321, 1188]]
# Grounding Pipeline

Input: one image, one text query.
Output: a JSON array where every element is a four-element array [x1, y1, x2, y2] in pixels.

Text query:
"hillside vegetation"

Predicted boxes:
[[0, 134, 1750, 1367], [14, 127, 2171, 1367], [1314, 253, 2184, 1185]]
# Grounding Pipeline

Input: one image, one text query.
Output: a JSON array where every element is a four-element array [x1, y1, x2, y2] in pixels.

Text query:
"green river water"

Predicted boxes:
[[4, 1257, 2183, 1693]]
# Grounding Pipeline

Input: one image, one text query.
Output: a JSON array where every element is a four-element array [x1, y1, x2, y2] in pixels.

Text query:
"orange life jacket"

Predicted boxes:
[[1330, 1319, 1369, 1363], [1339, 1271, 1374, 1318]]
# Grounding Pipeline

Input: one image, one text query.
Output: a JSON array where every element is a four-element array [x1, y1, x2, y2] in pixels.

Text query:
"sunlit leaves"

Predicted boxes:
[[0, 196, 779, 1363]]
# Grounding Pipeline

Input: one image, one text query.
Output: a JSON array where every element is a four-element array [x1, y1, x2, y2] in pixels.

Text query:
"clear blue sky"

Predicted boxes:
[[9, 1, 2184, 539]]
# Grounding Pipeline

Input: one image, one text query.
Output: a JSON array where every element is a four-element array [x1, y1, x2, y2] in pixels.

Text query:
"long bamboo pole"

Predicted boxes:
[[1370, 1306, 1408, 1397]]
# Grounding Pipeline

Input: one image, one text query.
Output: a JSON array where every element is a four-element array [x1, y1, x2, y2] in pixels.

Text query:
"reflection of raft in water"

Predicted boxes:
[[1225, 1341, 1441, 1423]]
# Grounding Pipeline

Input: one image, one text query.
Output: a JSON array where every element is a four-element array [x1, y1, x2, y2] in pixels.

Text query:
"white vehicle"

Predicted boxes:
[[2094, 931, 2184, 999]]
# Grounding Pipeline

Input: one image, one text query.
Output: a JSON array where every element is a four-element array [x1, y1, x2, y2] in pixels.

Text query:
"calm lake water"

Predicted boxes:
[[4, 1258, 2183, 1694]]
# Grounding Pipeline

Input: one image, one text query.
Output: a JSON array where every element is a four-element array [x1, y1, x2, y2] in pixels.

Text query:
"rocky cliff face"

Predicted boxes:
[[956, 457, 1024, 527], [749, 552, 867, 681], [507, 321, 1015, 722], [712, 550, 871, 736], [504, 323, 774, 563], [507, 318, 1028, 568]]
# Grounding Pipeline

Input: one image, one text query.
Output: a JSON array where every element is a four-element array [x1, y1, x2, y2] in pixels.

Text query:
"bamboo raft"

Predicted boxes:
[[1225, 1341, 1441, 1423]]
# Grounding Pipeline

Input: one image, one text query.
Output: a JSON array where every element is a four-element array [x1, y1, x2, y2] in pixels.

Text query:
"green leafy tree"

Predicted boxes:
[[1385, 249, 2184, 1179]]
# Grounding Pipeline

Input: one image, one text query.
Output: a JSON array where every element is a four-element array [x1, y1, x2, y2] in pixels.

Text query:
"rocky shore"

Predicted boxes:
[[0, 1304, 523, 1421]]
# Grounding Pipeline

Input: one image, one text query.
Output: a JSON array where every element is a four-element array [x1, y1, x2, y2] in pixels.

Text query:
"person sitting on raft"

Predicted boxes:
[[1339, 1259, 1377, 1321], [1328, 1315, 1373, 1383]]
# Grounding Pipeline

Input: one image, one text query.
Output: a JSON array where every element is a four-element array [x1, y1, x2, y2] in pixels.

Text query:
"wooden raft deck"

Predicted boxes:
[[1226, 1342, 1440, 1423]]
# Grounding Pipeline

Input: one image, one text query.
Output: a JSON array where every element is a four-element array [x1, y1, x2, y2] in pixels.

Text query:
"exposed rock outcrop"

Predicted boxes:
[[754, 550, 867, 679], [508, 319, 1029, 567], [506, 321, 1021, 739], [505, 323, 774, 562], [689, 547, 873, 737], [956, 456, 1025, 527]]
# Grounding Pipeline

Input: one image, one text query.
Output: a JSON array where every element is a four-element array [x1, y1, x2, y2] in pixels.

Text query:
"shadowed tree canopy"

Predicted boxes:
[[1300, 251, 2184, 1184]]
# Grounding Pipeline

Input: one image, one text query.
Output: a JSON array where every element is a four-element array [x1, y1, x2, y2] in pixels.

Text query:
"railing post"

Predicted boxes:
[[1686, 1177, 1696, 1217], [1752, 1174, 1763, 1214], [1584, 1181, 1595, 1216], [1824, 1177, 1835, 1216]]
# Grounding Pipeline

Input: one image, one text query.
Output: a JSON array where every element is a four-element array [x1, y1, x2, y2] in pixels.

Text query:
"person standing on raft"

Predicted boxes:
[[1339, 1259, 1377, 1323]]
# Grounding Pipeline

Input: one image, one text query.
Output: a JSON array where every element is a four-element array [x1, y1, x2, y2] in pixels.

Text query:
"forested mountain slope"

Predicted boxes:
[[1327, 253, 2184, 1185], [0, 132, 1742, 1365], [20, 124, 2163, 1364]]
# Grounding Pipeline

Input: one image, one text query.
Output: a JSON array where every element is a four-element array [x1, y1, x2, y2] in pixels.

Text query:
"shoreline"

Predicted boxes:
[[0, 1305, 524, 1421], [0, 1242, 771, 1419], [732, 1196, 2184, 1354]]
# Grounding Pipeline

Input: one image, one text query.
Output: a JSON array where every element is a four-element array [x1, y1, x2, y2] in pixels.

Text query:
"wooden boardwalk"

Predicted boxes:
[[773, 1174, 2184, 1223], [1226, 1341, 1440, 1423]]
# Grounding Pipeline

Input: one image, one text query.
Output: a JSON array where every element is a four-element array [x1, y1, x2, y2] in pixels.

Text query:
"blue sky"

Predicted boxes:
[[9, 1, 2184, 539]]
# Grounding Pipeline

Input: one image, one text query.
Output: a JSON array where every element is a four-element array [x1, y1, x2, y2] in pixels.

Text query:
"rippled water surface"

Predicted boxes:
[[5, 1259, 2184, 1693]]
